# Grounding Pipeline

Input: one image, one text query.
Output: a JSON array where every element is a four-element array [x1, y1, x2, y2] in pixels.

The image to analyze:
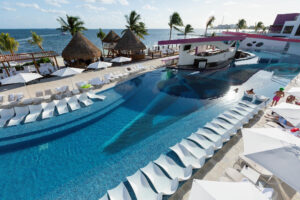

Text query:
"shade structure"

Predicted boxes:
[[111, 57, 132, 63], [242, 128, 300, 192], [189, 180, 268, 200], [114, 29, 146, 51], [1, 73, 42, 85], [51, 67, 84, 77], [102, 30, 120, 43], [87, 61, 112, 70], [62, 32, 101, 61], [286, 87, 300, 98], [271, 102, 300, 127]]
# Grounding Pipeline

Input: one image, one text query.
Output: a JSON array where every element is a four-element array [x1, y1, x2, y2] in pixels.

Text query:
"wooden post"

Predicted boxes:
[[1, 61, 10, 77], [53, 56, 59, 70], [31, 53, 40, 74]]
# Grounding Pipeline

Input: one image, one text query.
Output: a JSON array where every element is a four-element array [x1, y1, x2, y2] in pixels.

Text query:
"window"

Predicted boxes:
[[256, 42, 264, 47], [282, 26, 294, 34], [184, 45, 191, 51], [246, 43, 252, 47], [295, 25, 300, 36]]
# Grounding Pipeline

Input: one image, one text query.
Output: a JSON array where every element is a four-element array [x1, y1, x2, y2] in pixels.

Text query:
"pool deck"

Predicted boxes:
[[172, 73, 300, 200], [0, 58, 165, 100]]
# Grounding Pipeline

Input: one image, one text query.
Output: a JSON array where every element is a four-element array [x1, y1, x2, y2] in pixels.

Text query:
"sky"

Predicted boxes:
[[0, 0, 299, 29]]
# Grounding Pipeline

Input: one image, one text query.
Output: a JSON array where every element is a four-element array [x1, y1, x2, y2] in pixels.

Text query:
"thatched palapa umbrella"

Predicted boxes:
[[62, 32, 101, 67], [102, 30, 120, 57], [114, 29, 146, 60]]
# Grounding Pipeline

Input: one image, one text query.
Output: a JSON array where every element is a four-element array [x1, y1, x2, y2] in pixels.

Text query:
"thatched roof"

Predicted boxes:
[[114, 29, 146, 51], [62, 32, 101, 60], [102, 30, 120, 43]]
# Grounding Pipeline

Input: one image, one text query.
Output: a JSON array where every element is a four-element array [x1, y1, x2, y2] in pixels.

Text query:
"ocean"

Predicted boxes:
[[0, 29, 207, 55]]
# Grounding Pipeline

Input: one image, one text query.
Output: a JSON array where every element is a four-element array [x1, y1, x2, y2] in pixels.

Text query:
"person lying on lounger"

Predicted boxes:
[[286, 95, 296, 104], [265, 113, 294, 128], [246, 89, 255, 95]]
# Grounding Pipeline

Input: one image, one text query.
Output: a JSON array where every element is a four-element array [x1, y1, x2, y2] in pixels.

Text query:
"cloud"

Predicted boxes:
[[223, 1, 237, 6], [81, 0, 115, 3], [16, 2, 66, 14], [119, 0, 129, 5], [45, 0, 69, 7], [1, 7, 16, 11], [80, 4, 106, 11], [142, 4, 157, 10]]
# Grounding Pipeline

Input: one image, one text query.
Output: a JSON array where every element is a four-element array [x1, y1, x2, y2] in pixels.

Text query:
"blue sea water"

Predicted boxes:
[[0, 29, 205, 54], [0, 51, 300, 200]]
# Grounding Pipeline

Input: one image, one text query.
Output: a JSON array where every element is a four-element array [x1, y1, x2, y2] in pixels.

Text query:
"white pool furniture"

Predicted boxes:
[[24, 104, 43, 123], [231, 107, 253, 119], [204, 122, 231, 141], [54, 99, 69, 115], [141, 162, 179, 195], [236, 105, 257, 116], [238, 101, 260, 114], [244, 91, 255, 100], [0, 108, 15, 127], [71, 89, 80, 95], [211, 118, 237, 136], [87, 91, 106, 101], [196, 128, 223, 150], [66, 96, 81, 111], [7, 106, 29, 126], [217, 113, 244, 128], [223, 110, 249, 125], [36, 91, 43, 97], [170, 143, 205, 169], [127, 170, 162, 200], [107, 182, 132, 200], [154, 154, 192, 181], [98, 194, 109, 200], [187, 133, 214, 158], [179, 139, 207, 160], [89, 77, 104, 87], [41, 102, 56, 119], [76, 93, 93, 106]]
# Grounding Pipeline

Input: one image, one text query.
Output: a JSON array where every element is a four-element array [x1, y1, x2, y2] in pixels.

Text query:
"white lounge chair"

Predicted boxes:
[[71, 89, 80, 95], [187, 133, 214, 158], [196, 128, 223, 150], [243, 91, 255, 100], [179, 139, 207, 160], [141, 162, 179, 195], [170, 143, 205, 169], [98, 194, 109, 200], [65, 96, 81, 111], [76, 81, 87, 89], [236, 104, 258, 115], [223, 110, 249, 125], [86, 91, 106, 100], [127, 170, 162, 200], [238, 100, 260, 114], [41, 102, 56, 119], [54, 99, 69, 115], [204, 122, 231, 141], [107, 182, 132, 200], [89, 77, 104, 87], [7, 106, 29, 126], [230, 107, 253, 119], [0, 108, 15, 127], [24, 104, 43, 123], [211, 118, 237, 136], [76, 93, 93, 106], [154, 154, 192, 181]]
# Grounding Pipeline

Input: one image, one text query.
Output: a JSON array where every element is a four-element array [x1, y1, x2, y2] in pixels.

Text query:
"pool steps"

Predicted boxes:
[[99, 96, 269, 199]]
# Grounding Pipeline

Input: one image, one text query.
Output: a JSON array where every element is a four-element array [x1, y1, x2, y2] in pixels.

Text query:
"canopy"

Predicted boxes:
[[51, 67, 84, 77], [286, 87, 300, 98], [271, 102, 300, 127], [87, 61, 112, 69], [1, 73, 43, 85], [242, 128, 300, 192], [189, 180, 268, 200], [111, 57, 132, 63]]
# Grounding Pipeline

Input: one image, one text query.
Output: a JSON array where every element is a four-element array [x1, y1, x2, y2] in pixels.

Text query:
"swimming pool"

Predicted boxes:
[[1, 51, 300, 200]]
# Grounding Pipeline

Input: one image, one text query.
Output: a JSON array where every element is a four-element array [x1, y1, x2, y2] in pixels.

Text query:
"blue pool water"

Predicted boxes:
[[1, 51, 300, 200]]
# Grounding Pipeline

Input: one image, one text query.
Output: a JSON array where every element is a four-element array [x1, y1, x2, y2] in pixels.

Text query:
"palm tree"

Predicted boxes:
[[168, 12, 183, 40], [205, 16, 215, 36], [57, 15, 87, 36], [124, 10, 148, 39], [0, 33, 19, 54], [97, 28, 106, 55], [236, 19, 247, 32], [28, 31, 44, 51], [262, 26, 269, 34], [182, 24, 194, 39], [254, 21, 264, 32]]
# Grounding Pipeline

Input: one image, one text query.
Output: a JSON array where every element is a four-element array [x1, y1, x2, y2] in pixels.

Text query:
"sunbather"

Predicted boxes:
[[265, 113, 294, 128], [286, 95, 296, 104], [246, 89, 255, 95], [271, 88, 285, 107]]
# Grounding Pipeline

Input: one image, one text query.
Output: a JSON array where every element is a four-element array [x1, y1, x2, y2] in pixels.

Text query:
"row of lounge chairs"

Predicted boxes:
[[99, 95, 269, 200], [0, 91, 105, 128]]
